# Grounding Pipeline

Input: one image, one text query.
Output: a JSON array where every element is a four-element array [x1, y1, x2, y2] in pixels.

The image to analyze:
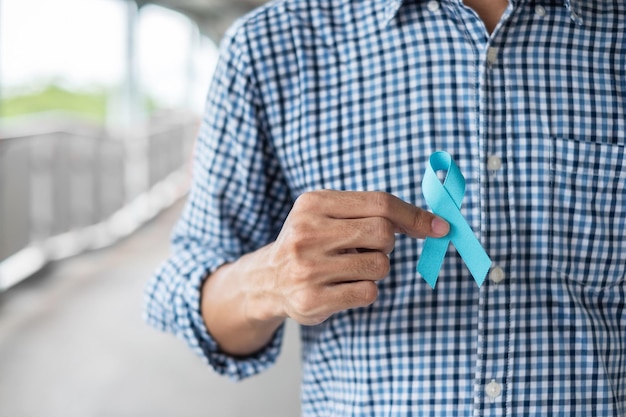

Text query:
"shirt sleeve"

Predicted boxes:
[[143, 22, 293, 381]]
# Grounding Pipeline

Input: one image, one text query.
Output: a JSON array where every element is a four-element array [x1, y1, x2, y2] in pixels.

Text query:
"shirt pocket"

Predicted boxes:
[[549, 137, 626, 289]]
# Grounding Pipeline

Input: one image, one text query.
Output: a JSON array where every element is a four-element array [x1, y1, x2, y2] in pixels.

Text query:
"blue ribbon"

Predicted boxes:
[[417, 151, 492, 288]]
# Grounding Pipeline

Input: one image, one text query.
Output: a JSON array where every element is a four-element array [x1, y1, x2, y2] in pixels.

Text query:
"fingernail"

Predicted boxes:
[[431, 217, 450, 236]]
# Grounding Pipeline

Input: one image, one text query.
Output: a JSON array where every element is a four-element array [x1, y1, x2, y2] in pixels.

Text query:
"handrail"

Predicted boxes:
[[0, 112, 198, 291]]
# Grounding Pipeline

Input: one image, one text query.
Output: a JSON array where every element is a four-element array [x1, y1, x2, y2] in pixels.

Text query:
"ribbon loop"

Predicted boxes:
[[417, 151, 492, 288]]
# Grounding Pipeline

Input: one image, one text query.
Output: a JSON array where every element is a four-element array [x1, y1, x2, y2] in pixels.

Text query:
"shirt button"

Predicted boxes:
[[570, 10, 583, 25], [486, 47, 499, 65], [427, 1, 440, 12], [489, 265, 505, 284], [487, 155, 502, 171], [535, 5, 547, 17], [486, 380, 502, 399]]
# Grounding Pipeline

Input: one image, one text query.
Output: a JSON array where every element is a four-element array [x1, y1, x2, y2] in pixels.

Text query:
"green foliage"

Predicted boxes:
[[1, 84, 109, 123], [0, 84, 160, 125]]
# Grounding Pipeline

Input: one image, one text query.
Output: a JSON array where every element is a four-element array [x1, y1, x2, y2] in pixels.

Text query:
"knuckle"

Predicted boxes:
[[374, 218, 395, 246], [375, 253, 391, 276], [372, 191, 393, 215], [292, 291, 318, 314], [286, 212, 324, 245], [294, 190, 328, 211], [364, 252, 390, 277], [287, 219, 320, 250], [289, 218, 311, 241], [294, 191, 317, 211], [384, 233, 396, 254], [356, 282, 379, 306], [412, 208, 430, 233]]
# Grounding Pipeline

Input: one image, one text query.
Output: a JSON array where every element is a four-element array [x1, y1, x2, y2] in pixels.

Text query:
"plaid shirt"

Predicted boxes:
[[144, 0, 626, 415]]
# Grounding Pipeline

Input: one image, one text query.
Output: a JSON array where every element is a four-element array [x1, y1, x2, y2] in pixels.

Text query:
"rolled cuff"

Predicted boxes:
[[144, 257, 284, 381]]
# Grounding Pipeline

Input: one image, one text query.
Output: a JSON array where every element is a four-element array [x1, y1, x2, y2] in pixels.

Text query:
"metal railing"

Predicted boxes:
[[0, 111, 197, 290]]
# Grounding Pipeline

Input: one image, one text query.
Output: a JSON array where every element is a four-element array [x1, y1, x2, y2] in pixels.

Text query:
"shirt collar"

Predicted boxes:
[[380, 0, 584, 28], [285, 0, 584, 48]]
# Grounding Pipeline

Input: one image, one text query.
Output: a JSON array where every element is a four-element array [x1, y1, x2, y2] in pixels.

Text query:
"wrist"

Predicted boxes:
[[200, 245, 286, 356], [238, 244, 287, 325]]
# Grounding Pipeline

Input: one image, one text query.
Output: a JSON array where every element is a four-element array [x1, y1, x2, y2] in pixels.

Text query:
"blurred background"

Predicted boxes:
[[0, 0, 301, 415]]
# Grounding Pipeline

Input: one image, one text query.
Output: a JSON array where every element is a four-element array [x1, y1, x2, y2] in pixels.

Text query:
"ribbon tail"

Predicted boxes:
[[433, 203, 492, 287], [451, 223, 492, 287], [417, 237, 450, 288]]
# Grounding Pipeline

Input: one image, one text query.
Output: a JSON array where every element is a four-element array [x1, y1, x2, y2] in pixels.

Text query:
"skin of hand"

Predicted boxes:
[[201, 190, 449, 356]]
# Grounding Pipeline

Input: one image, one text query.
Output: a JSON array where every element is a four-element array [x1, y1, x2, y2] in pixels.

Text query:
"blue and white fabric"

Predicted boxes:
[[144, 0, 626, 415]]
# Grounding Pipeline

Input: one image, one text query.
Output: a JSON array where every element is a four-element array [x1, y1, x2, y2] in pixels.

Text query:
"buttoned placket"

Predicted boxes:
[[381, 1, 588, 414], [464, 1, 518, 414]]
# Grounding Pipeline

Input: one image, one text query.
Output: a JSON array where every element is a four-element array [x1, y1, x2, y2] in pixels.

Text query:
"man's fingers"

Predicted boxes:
[[324, 251, 391, 283], [288, 280, 380, 326], [322, 280, 380, 313], [327, 217, 396, 254], [294, 190, 449, 238]]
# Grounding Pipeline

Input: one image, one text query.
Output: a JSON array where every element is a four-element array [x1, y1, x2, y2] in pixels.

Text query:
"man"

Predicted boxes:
[[144, 0, 626, 415]]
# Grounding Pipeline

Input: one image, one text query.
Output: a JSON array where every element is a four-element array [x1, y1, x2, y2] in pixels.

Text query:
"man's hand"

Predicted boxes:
[[262, 190, 449, 325], [201, 190, 449, 355]]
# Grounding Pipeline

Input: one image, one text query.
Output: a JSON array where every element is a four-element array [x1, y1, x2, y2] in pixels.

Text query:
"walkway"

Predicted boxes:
[[0, 201, 301, 417]]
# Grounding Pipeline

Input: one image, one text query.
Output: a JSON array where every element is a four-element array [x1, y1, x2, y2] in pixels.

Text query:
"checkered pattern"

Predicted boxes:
[[144, 0, 626, 415]]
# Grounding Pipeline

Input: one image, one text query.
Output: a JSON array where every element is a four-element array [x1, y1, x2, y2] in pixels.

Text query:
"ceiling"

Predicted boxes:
[[135, 0, 268, 41]]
